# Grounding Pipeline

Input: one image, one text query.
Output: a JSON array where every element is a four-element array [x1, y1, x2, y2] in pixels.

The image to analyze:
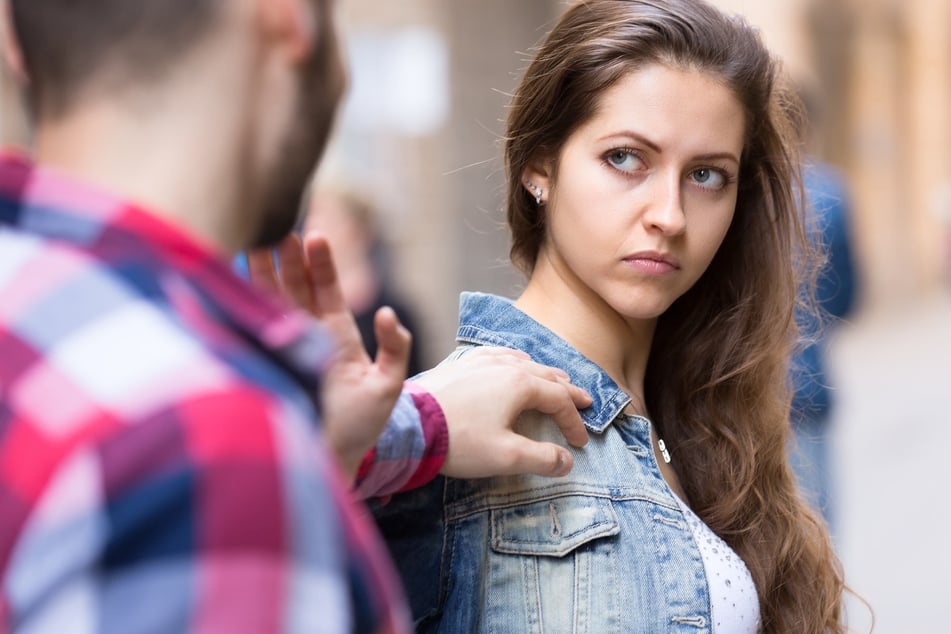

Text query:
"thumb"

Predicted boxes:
[[373, 306, 411, 383]]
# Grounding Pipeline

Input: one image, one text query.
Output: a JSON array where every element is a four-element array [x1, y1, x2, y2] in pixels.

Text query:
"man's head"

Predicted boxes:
[[250, 0, 347, 247], [9, 0, 215, 119], [7, 0, 346, 249]]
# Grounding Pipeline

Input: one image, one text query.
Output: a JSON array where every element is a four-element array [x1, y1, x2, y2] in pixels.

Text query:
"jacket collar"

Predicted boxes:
[[455, 292, 630, 434]]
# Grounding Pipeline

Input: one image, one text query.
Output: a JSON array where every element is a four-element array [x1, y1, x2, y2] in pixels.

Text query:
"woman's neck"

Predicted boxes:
[[514, 274, 655, 403]]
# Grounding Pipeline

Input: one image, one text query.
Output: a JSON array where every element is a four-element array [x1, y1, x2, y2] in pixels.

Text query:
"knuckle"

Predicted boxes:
[[497, 441, 525, 468]]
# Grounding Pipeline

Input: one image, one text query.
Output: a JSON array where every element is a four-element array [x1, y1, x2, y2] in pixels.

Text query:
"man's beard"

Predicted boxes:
[[250, 44, 342, 248]]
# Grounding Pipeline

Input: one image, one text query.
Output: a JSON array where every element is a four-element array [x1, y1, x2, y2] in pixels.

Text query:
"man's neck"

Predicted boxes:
[[33, 94, 255, 256], [35, 67, 256, 254]]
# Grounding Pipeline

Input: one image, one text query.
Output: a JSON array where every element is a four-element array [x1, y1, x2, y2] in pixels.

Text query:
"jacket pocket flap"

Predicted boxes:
[[490, 495, 619, 558]]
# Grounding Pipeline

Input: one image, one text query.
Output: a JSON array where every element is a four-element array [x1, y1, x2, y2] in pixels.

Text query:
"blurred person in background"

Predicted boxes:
[[789, 81, 859, 532], [303, 188, 427, 376], [0, 0, 593, 631], [371, 0, 848, 632]]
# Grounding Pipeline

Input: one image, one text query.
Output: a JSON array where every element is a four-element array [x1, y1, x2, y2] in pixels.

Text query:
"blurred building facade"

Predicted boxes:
[[2, 0, 949, 361]]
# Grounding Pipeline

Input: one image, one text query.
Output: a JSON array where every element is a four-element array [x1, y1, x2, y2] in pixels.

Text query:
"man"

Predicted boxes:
[[0, 0, 589, 631]]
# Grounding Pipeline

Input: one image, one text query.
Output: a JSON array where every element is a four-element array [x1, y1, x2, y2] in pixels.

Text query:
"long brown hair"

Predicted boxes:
[[504, 1, 846, 631]]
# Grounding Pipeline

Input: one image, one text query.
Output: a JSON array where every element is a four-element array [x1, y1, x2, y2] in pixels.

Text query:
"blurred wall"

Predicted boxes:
[[328, 0, 559, 362]]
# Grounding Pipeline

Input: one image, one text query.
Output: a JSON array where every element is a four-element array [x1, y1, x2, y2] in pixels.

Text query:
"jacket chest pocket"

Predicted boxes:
[[483, 495, 621, 634], [491, 494, 619, 556]]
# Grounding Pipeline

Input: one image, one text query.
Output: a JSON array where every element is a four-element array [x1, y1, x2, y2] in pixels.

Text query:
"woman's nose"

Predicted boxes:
[[641, 174, 686, 236]]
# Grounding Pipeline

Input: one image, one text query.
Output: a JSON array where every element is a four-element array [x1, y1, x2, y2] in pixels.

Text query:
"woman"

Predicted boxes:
[[373, 0, 845, 631]]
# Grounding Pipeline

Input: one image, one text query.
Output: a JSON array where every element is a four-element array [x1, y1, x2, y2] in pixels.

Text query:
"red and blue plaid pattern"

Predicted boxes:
[[0, 152, 445, 632]]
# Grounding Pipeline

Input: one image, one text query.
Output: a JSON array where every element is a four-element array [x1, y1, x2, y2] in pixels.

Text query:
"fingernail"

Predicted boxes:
[[555, 450, 572, 476]]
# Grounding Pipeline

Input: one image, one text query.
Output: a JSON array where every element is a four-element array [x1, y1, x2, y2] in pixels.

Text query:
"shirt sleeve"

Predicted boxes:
[[353, 381, 449, 500]]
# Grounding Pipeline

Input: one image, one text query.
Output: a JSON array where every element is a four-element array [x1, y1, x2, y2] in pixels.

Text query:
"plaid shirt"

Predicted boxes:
[[0, 152, 447, 633]]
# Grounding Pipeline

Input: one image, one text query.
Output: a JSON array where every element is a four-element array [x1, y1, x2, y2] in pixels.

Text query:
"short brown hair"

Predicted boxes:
[[10, 0, 220, 118]]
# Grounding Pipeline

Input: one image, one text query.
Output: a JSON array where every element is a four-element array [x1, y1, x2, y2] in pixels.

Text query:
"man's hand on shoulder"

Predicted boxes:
[[248, 234, 592, 485], [414, 347, 590, 479]]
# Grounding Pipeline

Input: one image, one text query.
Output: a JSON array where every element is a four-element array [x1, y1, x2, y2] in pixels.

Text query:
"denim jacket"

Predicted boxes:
[[373, 292, 720, 633]]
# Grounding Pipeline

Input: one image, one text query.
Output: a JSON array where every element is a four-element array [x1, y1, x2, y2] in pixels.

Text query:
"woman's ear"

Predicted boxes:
[[256, 0, 316, 65], [520, 157, 553, 205]]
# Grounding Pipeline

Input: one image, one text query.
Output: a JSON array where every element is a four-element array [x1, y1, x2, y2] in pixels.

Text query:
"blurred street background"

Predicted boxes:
[[3, 1, 948, 631], [834, 292, 951, 633]]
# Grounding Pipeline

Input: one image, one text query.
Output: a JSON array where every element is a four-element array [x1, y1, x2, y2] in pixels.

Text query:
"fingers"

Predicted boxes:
[[524, 377, 590, 448], [469, 348, 591, 448], [422, 345, 593, 479], [247, 248, 281, 295], [462, 347, 582, 390], [247, 235, 319, 316], [276, 234, 314, 311], [303, 232, 347, 317], [373, 306, 411, 388], [564, 382, 594, 411], [503, 438, 574, 477]]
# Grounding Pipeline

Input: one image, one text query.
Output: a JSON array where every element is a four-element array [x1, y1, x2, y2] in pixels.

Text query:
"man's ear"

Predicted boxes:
[[256, 0, 316, 65], [2, 0, 28, 82]]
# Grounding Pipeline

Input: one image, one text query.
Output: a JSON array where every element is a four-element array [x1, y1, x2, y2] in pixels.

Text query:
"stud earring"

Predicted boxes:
[[525, 181, 544, 206]]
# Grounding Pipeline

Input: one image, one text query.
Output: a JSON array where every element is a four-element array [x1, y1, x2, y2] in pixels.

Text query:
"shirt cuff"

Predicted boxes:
[[400, 380, 448, 490]]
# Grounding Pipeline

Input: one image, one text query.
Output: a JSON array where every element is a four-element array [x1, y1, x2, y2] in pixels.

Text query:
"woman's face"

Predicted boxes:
[[524, 63, 745, 323]]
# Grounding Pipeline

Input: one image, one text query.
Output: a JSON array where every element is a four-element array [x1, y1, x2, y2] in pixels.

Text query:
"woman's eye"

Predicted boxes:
[[606, 150, 643, 172], [690, 167, 727, 190]]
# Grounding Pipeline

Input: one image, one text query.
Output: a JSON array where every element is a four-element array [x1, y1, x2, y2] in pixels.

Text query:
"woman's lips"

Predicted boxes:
[[623, 251, 680, 274]]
